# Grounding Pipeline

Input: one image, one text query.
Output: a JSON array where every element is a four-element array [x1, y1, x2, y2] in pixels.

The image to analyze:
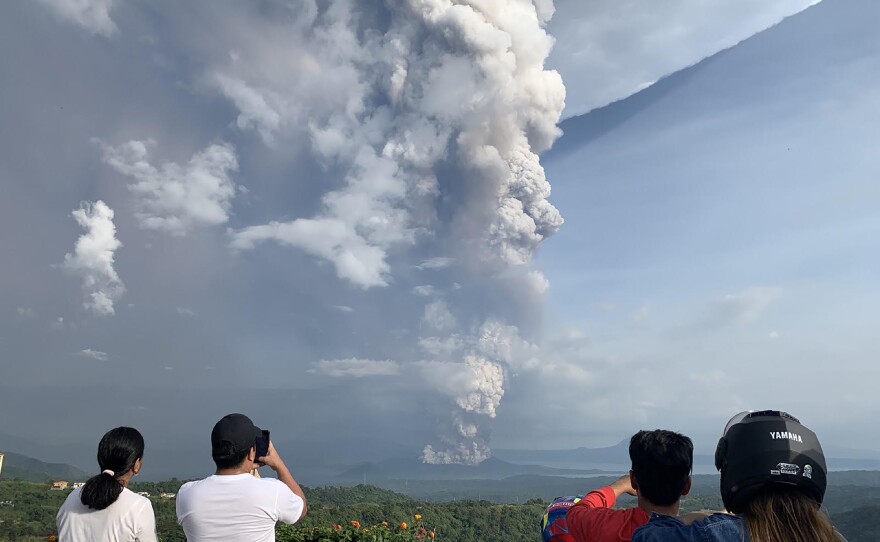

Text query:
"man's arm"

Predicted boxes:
[[566, 474, 637, 541], [259, 441, 308, 520], [580, 474, 637, 508], [607, 474, 638, 499]]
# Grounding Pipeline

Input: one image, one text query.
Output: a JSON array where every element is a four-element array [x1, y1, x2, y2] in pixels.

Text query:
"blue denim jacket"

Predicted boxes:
[[631, 513, 748, 542]]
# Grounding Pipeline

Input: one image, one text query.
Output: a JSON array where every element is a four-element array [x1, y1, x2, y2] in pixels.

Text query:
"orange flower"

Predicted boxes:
[[351, 520, 361, 529], [332, 524, 342, 531], [414, 514, 422, 520], [400, 522, 408, 529], [429, 530, 436, 538]]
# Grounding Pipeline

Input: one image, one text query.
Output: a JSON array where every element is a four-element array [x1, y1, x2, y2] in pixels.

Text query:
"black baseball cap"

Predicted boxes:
[[211, 413, 262, 455]]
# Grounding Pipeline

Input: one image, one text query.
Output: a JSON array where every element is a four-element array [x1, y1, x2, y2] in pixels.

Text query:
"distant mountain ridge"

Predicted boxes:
[[336, 456, 614, 483], [0, 450, 90, 482], [494, 441, 880, 472], [494, 440, 630, 466]]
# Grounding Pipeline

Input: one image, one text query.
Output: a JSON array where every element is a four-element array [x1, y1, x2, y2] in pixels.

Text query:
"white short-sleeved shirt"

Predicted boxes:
[[176, 474, 305, 542], [56, 486, 157, 542]]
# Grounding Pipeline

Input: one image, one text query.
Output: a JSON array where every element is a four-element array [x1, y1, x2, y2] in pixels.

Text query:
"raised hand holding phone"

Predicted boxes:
[[254, 430, 270, 465], [257, 440, 284, 471]]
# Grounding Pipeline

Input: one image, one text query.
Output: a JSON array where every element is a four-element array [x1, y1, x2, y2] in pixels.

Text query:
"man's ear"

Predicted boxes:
[[630, 469, 640, 491], [247, 447, 256, 462], [682, 476, 692, 496]]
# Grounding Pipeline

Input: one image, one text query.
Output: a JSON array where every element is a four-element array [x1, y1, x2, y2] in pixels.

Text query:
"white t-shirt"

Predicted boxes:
[[56, 486, 157, 542], [176, 474, 305, 542]]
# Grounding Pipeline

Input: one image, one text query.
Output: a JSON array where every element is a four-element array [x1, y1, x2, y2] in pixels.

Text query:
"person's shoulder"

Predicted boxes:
[[567, 504, 647, 527], [690, 513, 743, 533], [179, 478, 198, 488], [177, 477, 213, 496], [593, 505, 648, 518], [698, 513, 740, 524], [634, 513, 743, 542], [119, 487, 153, 507], [632, 514, 689, 542], [252, 476, 292, 493], [66, 486, 83, 499], [254, 477, 300, 502], [59, 486, 84, 510], [196, 474, 283, 492]]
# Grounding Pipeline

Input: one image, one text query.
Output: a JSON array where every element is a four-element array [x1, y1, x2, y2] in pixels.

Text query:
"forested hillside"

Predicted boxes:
[[0, 481, 545, 542], [833, 505, 880, 542], [0, 452, 89, 483], [1, 479, 878, 542]]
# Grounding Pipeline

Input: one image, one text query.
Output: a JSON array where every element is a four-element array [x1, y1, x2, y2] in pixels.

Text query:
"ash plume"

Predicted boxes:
[[210, 0, 564, 463], [225, 0, 564, 288]]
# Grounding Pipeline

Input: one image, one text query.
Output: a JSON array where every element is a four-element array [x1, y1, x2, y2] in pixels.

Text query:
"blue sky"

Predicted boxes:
[[530, 0, 880, 450], [4, 0, 876, 476]]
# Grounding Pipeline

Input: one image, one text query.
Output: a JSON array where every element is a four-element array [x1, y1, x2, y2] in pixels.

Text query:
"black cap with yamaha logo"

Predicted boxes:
[[211, 413, 263, 456], [715, 410, 827, 514]]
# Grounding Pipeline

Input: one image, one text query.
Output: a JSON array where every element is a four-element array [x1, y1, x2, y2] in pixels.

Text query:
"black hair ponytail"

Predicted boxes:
[[80, 427, 145, 510]]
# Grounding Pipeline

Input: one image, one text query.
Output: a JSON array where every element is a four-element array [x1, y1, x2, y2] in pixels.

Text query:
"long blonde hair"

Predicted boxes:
[[744, 486, 839, 542]]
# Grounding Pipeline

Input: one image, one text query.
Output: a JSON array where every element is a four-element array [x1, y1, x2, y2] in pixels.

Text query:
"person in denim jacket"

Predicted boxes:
[[632, 410, 843, 542], [632, 512, 744, 542]]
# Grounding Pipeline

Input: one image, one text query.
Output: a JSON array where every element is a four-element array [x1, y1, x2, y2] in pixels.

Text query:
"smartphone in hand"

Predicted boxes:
[[255, 430, 270, 462]]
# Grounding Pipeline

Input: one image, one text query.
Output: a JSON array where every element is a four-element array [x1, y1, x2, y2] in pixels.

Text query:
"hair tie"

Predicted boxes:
[[102, 469, 115, 477]]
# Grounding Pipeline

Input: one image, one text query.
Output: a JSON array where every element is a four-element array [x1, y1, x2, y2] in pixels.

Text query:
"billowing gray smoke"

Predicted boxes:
[[227, 0, 564, 285], [217, 0, 564, 464]]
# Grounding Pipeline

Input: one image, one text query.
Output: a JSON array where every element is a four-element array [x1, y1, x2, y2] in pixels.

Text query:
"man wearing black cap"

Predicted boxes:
[[176, 413, 307, 541]]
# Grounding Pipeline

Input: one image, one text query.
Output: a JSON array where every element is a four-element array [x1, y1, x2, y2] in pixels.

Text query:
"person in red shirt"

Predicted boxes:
[[566, 430, 693, 542]]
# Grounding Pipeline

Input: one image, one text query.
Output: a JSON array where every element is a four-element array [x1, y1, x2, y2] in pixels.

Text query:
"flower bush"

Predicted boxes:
[[276, 514, 436, 542]]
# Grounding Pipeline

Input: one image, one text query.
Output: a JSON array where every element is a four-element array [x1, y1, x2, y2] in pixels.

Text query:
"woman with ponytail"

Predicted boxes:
[[56, 427, 157, 541]]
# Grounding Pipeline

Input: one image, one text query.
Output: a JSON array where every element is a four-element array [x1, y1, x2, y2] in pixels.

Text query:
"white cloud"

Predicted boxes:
[[311, 358, 401, 378], [334, 305, 354, 313], [62, 200, 125, 316], [418, 336, 463, 357], [548, 0, 822, 117], [100, 140, 239, 236], [176, 307, 196, 317], [36, 0, 117, 37], [77, 348, 108, 361], [420, 300, 457, 335], [210, 74, 282, 145], [230, 218, 390, 288], [524, 270, 550, 296], [532, 0, 556, 23], [16, 307, 35, 319], [412, 285, 436, 297], [416, 257, 455, 270]]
